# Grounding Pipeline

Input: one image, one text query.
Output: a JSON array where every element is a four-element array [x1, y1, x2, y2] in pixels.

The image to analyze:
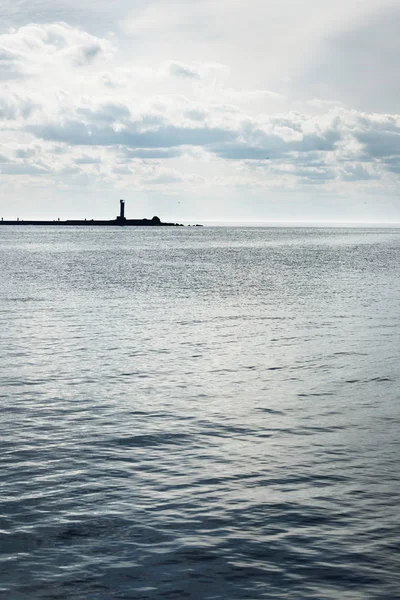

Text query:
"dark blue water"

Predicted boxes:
[[1, 226, 399, 599]]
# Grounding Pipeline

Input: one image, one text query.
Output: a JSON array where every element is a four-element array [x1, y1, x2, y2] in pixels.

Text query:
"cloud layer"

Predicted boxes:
[[0, 2, 399, 221]]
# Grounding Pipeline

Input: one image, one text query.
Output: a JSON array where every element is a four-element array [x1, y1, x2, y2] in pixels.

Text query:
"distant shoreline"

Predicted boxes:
[[0, 218, 184, 227], [0, 199, 186, 227]]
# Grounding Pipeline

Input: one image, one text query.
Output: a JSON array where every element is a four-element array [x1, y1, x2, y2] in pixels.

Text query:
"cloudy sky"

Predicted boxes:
[[1, 0, 399, 222]]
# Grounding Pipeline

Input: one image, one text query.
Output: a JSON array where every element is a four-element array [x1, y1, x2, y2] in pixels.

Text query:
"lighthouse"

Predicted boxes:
[[117, 199, 126, 225]]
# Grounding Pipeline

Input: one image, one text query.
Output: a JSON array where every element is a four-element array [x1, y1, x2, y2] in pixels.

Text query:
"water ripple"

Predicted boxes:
[[0, 226, 399, 598]]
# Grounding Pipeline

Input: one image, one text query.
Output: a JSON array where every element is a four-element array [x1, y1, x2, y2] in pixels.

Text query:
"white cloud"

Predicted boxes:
[[0, 23, 115, 80]]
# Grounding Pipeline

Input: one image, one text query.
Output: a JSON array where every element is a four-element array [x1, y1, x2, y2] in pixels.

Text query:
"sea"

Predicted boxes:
[[0, 225, 399, 600]]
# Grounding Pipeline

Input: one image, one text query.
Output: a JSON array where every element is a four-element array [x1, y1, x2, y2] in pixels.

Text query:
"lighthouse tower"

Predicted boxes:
[[117, 199, 126, 225]]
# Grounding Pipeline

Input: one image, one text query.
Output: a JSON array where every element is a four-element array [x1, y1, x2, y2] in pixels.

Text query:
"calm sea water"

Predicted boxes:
[[1, 226, 399, 599]]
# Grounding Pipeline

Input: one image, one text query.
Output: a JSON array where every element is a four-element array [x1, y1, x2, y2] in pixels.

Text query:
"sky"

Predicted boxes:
[[0, 0, 399, 222]]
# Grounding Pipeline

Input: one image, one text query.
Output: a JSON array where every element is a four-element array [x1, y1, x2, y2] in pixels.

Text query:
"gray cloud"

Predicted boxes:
[[0, 162, 49, 175], [298, 169, 334, 184], [211, 144, 271, 161], [77, 103, 131, 123], [347, 114, 400, 170], [0, 93, 38, 119], [0, 48, 24, 80], [185, 109, 206, 121], [74, 155, 102, 164], [356, 130, 400, 158], [26, 100, 343, 167], [73, 42, 104, 66], [122, 148, 183, 159], [211, 127, 341, 161], [164, 60, 229, 82], [167, 61, 200, 79], [28, 118, 236, 148], [339, 164, 379, 181], [382, 156, 400, 174], [15, 147, 37, 158], [23, 98, 399, 185]]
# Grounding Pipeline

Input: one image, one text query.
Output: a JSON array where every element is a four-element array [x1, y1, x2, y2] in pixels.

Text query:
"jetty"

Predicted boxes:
[[0, 200, 184, 227]]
